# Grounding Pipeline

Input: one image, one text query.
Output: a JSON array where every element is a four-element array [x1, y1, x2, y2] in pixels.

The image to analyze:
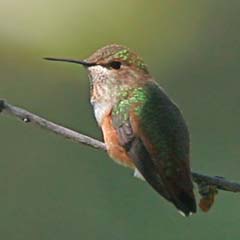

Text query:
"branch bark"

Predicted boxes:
[[1, 99, 240, 193]]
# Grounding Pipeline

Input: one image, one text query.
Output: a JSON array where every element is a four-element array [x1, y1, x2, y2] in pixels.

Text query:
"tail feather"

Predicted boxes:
[[173, 190, 197, 217]]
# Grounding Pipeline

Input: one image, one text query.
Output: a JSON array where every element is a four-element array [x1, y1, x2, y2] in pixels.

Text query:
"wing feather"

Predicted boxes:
[[112, 82, 196, 215]]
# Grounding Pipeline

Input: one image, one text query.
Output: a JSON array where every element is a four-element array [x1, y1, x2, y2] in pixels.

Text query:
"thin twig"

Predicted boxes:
[[0, 99, 105, 150], [1, 99, 240, 193]]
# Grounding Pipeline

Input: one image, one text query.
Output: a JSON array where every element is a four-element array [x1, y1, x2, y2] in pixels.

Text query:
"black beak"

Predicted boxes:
[[43, 57, 95, 67]]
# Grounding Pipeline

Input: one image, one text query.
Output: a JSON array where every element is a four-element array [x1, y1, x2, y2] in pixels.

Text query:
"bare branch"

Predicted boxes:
[[0, 99, 105, 151], [1, 99, 240, 194]]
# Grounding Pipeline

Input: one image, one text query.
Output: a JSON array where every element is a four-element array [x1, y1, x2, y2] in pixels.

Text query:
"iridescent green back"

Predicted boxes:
[[112, 82, 190, 167]]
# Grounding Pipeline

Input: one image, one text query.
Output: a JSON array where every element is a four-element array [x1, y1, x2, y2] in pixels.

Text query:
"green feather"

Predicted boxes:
[[112, 87, 147, 123], [112, 83, 189, 177]]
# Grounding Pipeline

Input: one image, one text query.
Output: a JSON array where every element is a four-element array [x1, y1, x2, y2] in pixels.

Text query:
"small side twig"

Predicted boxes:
[[1, 99, 240, 193]]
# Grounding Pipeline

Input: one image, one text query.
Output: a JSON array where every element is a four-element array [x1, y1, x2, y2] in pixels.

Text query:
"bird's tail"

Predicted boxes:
[[172, 190, 197, 217]]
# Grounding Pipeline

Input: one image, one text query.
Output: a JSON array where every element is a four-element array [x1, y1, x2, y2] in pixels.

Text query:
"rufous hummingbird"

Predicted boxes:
[[45, 44, 197, 216]]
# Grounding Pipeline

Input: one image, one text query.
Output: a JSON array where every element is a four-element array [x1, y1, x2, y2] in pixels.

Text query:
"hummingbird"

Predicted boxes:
[[45, 44, 197, 216]]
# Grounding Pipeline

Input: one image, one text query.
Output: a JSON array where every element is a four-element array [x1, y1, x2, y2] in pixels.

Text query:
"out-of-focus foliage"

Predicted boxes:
[[0, 1, 240, 239]]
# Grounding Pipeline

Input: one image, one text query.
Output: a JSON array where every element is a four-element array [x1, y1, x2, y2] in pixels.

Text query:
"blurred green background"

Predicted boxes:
[[0, 0, 240, 239]]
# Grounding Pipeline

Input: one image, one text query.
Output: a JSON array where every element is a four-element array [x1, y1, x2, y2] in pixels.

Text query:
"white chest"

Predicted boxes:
[[91, 101, 112, 126]]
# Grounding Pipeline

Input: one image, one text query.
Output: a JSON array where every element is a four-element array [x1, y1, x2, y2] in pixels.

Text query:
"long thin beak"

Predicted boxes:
[[43, 57, 95, 67]]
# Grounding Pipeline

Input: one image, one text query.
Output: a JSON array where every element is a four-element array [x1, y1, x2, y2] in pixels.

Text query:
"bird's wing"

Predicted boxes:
[[111, 83, 196, 215]]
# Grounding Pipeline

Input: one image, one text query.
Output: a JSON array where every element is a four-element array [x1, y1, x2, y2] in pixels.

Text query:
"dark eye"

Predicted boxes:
[[109, 61, 121, 69]]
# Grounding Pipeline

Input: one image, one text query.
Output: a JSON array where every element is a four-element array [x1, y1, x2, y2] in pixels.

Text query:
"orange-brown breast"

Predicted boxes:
[[101, 114, 135, 169]]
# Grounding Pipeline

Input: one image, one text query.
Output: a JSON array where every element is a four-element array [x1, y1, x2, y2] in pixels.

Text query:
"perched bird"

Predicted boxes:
[[45, 44, 197, 216]]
